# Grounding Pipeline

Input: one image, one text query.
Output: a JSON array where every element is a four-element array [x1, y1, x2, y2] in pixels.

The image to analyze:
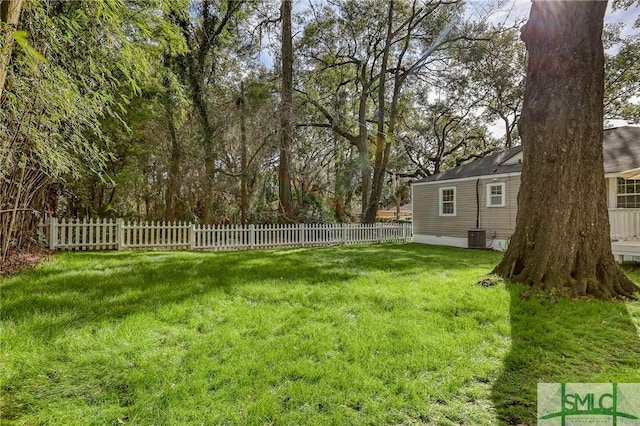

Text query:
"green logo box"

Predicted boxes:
[[538, 383, 640, 425]]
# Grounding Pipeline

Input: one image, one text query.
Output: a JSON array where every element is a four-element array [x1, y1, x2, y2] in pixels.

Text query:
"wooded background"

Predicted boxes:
[[1, 0, 638, 262]]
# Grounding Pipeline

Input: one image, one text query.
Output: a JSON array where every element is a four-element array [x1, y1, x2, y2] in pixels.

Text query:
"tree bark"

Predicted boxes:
[[499, 111, 513, 149], [493, 0, 638, 299], [278, 0, 294, 215], [0, 0, 23, 100], [357, 67, 371, 222], [164, 105, 181, 222], [364, 0, 394, 224], [173, 24, 217, 224], [239, 82, 249, 225], [188, 71, 217, 224]]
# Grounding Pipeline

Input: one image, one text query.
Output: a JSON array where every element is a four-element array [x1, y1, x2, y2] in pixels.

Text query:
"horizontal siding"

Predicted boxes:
[[479, 177, 519, 240], [413, 176, 519, 241], [412, 181, 479, 239]]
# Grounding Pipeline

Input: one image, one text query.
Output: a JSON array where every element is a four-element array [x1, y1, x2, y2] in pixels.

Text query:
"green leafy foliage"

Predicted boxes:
[[604, 24, 640, 122], [11, 30, 47, 63], [0, 0, 189, 259], [1, 0, 188, 181], [2, 0, 637, 240]]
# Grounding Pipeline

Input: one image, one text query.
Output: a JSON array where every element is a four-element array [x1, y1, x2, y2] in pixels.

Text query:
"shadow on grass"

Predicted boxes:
[[491, 284, 640, 425], [1, 250, 349, 334], [1, 243, 500, 341]]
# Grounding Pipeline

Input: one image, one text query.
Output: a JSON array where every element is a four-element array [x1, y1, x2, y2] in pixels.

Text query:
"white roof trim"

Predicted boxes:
[[412, 172, 522, 186], [617, 168, 640, 180]]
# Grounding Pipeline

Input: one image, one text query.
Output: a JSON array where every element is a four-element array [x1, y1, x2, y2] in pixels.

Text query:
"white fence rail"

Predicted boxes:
[[38, 218, 412, 251], [609, 209, 640, 240]]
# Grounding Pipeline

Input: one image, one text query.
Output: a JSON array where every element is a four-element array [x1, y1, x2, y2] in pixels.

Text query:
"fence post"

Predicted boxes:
[[298, 223, 305, 247], [49, 217, 57, 250], [189, 223, 196, 250], [341, 223, 347, 244], [378, 223, 382, 244], [116, 218, 123, 251], [249, 224, 255, 249]]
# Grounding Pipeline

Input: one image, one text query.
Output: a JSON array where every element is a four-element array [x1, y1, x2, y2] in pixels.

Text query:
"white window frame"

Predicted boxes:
[[486, 182, 506, 208], [616, 178, 640, 208], [439, 187, 456, 216]]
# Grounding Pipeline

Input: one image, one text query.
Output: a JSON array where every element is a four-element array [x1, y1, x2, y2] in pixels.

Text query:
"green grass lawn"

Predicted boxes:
[[1, 244, 639, 425]]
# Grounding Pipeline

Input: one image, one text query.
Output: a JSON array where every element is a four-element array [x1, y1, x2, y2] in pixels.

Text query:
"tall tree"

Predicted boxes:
[[364, 0, 467, 222], [172, 0, 246, 223], [493, 0, 639, 299], [297, 0, 377, 220], [279, 0, 293, 214], [300, 0, 464, 223], [364, 0, 395, 223], [162, 59, 186, 222], [227, 77, 278, 224]]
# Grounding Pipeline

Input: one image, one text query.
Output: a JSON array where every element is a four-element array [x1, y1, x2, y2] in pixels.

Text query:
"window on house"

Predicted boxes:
[[487, 183, 506, 207], [617, 178, 640, 208], [439, 187, 456, 216]]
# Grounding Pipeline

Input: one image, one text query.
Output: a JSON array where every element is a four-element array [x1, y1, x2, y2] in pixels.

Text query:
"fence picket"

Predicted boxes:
[[88, 218, 93, 250], [98, 219, 103, 250], [67, 219, 72, 248]]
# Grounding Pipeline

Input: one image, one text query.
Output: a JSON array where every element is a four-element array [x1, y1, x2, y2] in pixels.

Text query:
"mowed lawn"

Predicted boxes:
[[1, 244, 639, 425]]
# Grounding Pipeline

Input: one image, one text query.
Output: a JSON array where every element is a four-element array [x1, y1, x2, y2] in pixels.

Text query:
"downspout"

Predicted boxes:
[[475, 178, 480, 229], [476, 178, 494, 249]]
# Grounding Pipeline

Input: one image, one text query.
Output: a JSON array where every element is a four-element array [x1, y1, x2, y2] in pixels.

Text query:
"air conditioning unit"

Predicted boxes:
[[468, 229, 486, 249]]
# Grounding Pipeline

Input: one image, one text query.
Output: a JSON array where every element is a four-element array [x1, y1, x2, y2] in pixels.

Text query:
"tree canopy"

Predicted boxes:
[[1, 0, 638, 270]]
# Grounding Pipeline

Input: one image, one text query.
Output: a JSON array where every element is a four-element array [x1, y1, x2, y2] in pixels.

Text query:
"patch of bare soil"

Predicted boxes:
[[0, 248, 52, 277]]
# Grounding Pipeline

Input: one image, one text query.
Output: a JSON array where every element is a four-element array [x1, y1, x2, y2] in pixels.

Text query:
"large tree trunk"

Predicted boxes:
[[162, 54, 182, 222], [239, 82, 249, 225], [494, 0, 638, 299], [278, 0, 294, 215], [357, 70, 371, 222], [364, 0, 394, 224], [0, 0, 23, 100], [175, 42, 217, 224], [199, 105, 217, 224]]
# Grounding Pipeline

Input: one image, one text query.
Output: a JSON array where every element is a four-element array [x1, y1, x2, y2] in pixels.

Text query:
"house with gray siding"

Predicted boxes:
[[411, 126, 640, 255]]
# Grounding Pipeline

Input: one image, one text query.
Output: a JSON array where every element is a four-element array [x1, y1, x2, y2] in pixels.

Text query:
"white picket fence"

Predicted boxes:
[[38, 218, 412, 251], [609, 209, 640, 240]]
